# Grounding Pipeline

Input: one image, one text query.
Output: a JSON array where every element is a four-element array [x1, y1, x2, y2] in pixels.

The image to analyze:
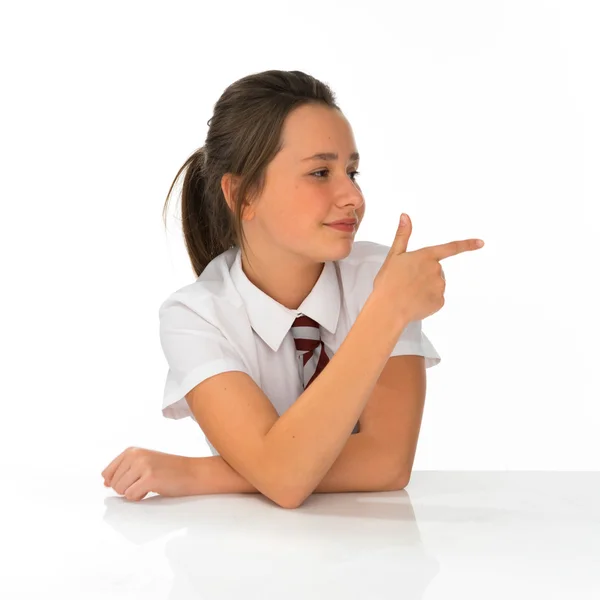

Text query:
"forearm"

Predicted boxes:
[[262, 291, 408, 504], [188, 431, 402, 497]]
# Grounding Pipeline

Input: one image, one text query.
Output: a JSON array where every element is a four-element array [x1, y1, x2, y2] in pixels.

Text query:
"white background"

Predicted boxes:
[[1, 0, 598, 486]]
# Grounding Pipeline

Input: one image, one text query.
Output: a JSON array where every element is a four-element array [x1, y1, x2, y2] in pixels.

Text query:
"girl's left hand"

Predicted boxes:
[[101, 447, 195, 501]]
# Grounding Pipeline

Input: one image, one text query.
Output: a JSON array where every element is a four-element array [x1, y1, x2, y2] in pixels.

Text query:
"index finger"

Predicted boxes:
[[425, 238, 484, 261], [101, 450, 128, 482]]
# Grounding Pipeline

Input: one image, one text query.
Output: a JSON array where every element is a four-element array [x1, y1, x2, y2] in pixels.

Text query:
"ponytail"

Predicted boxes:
[[163, 146, 237, 278]]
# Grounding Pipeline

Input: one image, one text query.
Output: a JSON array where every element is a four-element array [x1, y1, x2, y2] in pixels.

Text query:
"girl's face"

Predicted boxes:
[[243, 104, 366, 263]]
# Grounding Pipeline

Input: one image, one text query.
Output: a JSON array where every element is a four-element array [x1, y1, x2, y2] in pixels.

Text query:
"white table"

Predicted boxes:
[[5, 471, 599, 599]]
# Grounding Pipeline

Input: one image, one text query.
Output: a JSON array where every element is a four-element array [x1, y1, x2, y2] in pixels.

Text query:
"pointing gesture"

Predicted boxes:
[[373, 213, 484, 326]]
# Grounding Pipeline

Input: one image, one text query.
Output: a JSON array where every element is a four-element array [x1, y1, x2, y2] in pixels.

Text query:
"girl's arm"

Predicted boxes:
[[184, 289, 408, 508], [185, 430, 404, 499]]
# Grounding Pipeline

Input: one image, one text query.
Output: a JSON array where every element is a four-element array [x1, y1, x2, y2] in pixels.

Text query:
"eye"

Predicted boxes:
[[312, 169, 361, 181]]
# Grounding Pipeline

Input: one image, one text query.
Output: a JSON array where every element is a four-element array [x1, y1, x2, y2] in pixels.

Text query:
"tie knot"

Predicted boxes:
[[291, 314, 321, 354], [292, 314, 319, 329]]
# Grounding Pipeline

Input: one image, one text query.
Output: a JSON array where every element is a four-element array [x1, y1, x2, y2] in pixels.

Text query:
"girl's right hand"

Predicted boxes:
[[372, 213, 484, 327]]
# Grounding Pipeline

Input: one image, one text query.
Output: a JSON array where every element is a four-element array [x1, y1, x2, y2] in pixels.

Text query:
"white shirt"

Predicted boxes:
[[159, 240, 441, 456]]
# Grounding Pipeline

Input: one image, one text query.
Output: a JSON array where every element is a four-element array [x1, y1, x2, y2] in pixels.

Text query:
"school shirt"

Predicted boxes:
[[159, 240, 441, 457]]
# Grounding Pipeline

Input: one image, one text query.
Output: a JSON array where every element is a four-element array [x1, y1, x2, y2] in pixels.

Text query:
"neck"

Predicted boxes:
[[240, 250, 324, 310]]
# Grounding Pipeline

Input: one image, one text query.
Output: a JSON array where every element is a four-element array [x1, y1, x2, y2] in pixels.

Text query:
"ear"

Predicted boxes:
[[221, 173, 256, 221], [220, 173, 238, 213]]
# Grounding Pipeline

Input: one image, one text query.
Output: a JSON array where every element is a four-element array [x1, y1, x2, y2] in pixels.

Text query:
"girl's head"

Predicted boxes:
[[163, 69, 365, 279]]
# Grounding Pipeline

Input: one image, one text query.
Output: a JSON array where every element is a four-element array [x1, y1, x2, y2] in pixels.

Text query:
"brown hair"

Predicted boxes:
[[162, 70, 340, 278]]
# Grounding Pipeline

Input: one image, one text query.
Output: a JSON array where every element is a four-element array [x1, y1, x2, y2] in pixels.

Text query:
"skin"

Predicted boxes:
[[221, 103, 366, 310]]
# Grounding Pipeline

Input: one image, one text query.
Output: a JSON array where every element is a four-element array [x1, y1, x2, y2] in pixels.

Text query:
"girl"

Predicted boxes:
[[101, 69, 484, 506]]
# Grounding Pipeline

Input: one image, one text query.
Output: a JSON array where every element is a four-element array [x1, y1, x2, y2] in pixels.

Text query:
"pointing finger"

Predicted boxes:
[[426, 238, 484, 261]]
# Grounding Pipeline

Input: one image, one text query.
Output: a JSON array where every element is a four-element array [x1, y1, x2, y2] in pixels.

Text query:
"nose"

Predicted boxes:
[[339, 189, 364, 213], [336, 178, 364, 206]]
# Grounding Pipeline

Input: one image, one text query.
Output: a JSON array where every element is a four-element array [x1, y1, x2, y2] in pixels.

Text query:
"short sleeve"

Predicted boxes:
[[390, 319, 441, 368], [159, 297, 250, 420]]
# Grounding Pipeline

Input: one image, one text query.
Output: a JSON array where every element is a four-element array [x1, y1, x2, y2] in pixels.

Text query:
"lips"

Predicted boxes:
[[326, 220, 358, 226]]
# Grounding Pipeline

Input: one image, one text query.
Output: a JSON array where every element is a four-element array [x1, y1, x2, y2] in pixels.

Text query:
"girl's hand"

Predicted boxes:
[[373, 213, 484, 329], [101, 447, 195, 501]]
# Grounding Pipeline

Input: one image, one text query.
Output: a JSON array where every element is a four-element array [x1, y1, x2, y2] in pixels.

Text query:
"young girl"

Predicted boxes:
[[101, 69, 484, 506]]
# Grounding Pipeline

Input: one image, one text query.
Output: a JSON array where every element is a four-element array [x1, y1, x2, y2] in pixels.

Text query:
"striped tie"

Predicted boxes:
[[291, 314, 360, 434]]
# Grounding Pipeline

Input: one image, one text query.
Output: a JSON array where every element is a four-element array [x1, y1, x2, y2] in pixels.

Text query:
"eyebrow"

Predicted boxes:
[[301, 152, 360, 162]]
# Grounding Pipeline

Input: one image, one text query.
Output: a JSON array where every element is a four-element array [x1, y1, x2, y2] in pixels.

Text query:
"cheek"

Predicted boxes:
[[275, 182, 333, 230], [292, 188, 329, 217]]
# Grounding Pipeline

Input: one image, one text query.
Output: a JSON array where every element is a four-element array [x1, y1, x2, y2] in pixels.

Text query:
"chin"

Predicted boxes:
[[324, 239, 355, 261]]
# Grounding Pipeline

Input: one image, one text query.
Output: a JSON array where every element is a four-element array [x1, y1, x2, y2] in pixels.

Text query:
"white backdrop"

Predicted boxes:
[[1, 0, 598, 486]]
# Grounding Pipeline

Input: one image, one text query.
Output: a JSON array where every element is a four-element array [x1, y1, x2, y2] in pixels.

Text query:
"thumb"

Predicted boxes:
[[393, 213, 412, 253]]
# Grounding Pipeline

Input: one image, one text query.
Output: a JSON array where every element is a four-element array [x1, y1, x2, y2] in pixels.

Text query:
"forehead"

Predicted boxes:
[[279, 104, 355, 158]]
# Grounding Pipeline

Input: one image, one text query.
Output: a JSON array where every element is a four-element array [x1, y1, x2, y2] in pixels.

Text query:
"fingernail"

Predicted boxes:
[[476, 240, 484, 248]]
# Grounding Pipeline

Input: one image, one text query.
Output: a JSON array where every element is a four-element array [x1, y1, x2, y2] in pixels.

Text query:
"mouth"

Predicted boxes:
[[325, 219, 358, 226], [325, 222, 357, 233]]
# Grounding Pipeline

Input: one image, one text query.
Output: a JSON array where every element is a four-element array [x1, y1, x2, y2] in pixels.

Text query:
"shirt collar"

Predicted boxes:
[[229, 246, 341, 353]]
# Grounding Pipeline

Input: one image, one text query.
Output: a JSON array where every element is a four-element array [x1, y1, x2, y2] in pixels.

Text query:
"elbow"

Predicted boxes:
[[269, 483, 305, 509], [251, 480, 303, 510], [393, 451, 413, 490], [384, 458, 410, 491], [259, 443, 314, 509], [275, 494, 304, 510], [260, 459, 306, 509], [273, 481, 308, 509], [382, 473, 408, 492], [393, 467, 410, 490], [278, 486, 313, 509], [272, 473, 310, 509], [394, 473, 409, 491]]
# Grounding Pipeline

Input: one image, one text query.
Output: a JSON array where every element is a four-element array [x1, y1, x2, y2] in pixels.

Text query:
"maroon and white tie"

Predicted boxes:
[[291, 314, 360, 434]]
